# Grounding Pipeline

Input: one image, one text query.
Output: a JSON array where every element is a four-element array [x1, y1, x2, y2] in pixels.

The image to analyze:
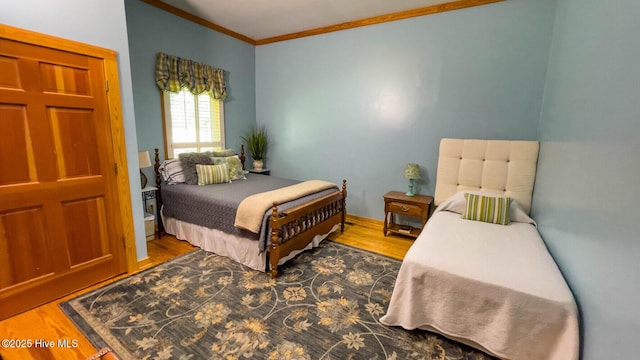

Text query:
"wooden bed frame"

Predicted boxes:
[[153, 146, 347, 278]]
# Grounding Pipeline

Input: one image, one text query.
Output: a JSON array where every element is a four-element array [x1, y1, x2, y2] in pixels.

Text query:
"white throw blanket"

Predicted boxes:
[[234, 180, 338, 233]]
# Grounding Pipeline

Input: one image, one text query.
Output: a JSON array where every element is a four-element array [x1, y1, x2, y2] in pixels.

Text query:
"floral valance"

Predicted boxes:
[[155, 52, 227, 100]]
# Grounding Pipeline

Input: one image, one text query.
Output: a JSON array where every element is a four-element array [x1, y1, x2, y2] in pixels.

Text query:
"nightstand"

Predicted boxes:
[[383, 191, 433, 238], [248, 169, 270, 175], [142, 186, 157, 240]]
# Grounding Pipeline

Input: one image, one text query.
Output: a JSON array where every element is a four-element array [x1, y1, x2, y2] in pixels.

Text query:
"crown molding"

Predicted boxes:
[[141, 0, 257, 45], [142, 0, 505, 46]]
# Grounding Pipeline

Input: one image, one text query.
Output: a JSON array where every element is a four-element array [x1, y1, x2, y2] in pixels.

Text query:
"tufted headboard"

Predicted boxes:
[[434, 138, 540, 214]]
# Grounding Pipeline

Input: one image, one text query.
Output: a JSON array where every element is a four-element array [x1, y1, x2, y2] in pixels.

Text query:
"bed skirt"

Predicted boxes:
[[162, 209, 338, 272]]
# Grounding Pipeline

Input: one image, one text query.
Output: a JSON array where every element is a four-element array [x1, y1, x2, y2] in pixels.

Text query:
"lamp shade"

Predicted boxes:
[[138, 151, 152, 168], [404, 163, 421, 180]]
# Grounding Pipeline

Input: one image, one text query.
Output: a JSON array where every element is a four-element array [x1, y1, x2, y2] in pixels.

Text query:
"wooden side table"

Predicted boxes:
[[383, 191, 433, 238], [142, 186, 158, 240], [248, 169, 270, 175]]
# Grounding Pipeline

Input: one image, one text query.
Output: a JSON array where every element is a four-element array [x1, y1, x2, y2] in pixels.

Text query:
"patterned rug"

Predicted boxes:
[[60, 241, 496, 360]]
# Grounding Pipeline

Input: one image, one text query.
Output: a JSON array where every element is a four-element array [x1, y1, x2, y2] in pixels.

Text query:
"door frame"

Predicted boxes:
[[0, 24, 138, 273]]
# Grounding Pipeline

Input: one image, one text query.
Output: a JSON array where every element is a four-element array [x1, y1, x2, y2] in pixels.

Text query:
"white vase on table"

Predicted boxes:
[[253, 160, 264, 171]]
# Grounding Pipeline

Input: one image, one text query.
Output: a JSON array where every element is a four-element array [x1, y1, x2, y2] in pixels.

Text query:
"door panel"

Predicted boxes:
[[50, 107, 100, 178], [39, 62, 92, 96], [0, 104, 34, 185], [0, 33, 127, 319], [63, 197, 110, 266], [0, 55, 21, 89], [0, 207, 53, 288]]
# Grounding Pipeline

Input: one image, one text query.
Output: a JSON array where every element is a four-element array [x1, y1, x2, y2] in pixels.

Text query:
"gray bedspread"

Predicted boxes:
[[161, 174, 338, 251]]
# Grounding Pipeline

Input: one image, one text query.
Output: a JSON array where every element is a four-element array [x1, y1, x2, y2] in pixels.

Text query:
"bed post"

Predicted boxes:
[[154, 148, 164, 237], [269, 202, 280, 278], [240, 144, 246, 170], [341, 179, 347, 232]]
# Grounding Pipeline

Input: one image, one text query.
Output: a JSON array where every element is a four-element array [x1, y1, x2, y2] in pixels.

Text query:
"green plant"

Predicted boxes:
[[241, 125, 269, 160]]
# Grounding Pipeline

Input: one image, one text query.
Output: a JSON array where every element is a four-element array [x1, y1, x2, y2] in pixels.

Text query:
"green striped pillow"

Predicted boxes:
[[462, 193, 512, 225], [196, 163, 229, 185]]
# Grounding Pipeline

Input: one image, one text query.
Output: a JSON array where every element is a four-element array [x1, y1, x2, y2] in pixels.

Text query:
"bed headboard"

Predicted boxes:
[[434, 138, 539, 213]]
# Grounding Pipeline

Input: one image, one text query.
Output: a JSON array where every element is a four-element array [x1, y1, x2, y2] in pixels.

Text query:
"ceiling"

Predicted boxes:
[[146, 0, 503, 45]]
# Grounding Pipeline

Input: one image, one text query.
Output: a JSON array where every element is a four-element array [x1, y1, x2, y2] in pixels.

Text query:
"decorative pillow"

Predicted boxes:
[[179, 152, 214, 185], [212, 149, 236, 157], [211, 155, 247, 181], [462, 193, 512, 225], [437, 191, 536, 225], [159, 159, 185, 185], [196, 163, 229, 185]]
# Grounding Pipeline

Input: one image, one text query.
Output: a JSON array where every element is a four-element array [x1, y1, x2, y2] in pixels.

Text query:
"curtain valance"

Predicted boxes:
[[155, 52, 227, 100]]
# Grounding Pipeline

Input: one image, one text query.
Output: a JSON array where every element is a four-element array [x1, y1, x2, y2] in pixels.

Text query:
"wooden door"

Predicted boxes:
[[0, 32, 128, 319]]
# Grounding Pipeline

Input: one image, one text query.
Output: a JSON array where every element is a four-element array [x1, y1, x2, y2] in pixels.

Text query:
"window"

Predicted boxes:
[[162, 89, 224, 158]]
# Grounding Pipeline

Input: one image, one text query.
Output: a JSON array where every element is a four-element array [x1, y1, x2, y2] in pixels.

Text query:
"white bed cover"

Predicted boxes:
[[380, 202, 579, 360]]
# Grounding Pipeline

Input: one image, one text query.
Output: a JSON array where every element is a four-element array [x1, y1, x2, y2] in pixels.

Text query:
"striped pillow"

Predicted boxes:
[[462, 193, 512, 225], [159, 159, 185, 184], [196, 163, 229, 185]]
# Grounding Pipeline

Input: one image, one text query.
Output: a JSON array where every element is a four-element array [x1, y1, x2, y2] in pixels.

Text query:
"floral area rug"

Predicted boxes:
[[60, 241, 496, 360]]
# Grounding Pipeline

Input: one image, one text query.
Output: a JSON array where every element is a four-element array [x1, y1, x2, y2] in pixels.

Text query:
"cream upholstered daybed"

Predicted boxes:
[[380, 139, 579, 360]]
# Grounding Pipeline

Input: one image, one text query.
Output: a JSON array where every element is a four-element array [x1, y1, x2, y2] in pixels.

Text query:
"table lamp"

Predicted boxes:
[[138, 150, 152, 189], [404, 163, 421, 196]]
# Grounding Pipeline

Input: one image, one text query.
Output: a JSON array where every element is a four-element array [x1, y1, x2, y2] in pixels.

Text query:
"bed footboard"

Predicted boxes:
[[269, 179, 347, 278]]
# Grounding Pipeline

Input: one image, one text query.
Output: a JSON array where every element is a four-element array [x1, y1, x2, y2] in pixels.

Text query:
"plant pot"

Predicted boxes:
[[253, 160, 264, 171]]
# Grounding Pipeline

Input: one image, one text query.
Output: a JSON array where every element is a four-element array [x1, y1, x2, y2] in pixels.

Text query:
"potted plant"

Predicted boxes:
[[241, 125, 269, 171]]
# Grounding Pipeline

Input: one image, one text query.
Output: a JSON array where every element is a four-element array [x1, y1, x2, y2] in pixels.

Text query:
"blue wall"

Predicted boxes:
[[0, 0, 148, 260], [256, 0, 557, 219], [124, 0, 256, 165], [532, 0, 640, 358]]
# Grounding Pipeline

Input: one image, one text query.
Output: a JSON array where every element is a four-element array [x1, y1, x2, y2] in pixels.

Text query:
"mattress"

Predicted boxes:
[[161, 173, 337, 251], [380, 199, 579, 360]]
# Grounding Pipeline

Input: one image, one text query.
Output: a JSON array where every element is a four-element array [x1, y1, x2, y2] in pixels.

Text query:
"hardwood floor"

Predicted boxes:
[[330, 215, 415, 260], [0, 216, 412, 360]]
